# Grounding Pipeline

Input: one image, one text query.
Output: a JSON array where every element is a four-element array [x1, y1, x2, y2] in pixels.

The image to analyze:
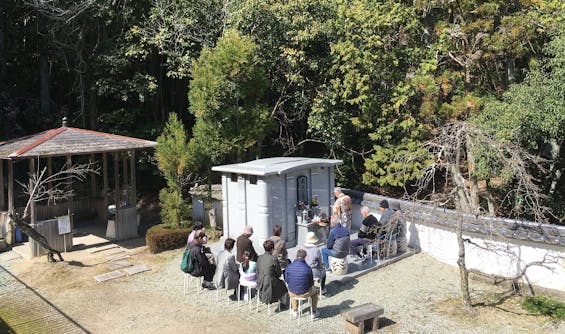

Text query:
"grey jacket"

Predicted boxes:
[[213, 250, 239, 290], [304, 244, 326, 281]]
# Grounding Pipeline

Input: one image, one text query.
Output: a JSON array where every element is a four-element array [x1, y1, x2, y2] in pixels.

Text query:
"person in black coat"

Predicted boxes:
[[189, 231, 216, 290]]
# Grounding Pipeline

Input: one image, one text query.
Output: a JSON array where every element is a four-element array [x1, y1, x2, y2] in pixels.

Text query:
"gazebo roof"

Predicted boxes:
[[211, 157, 343, 176], [0, 125, 156, 159]]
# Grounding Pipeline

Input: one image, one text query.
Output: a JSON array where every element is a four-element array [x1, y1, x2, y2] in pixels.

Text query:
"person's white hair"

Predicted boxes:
[[361, 206, 371, 214], [334, 187, 342, 193]]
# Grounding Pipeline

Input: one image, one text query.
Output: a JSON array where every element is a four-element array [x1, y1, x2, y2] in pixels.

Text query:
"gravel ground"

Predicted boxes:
[[3, 239, 564, 334]]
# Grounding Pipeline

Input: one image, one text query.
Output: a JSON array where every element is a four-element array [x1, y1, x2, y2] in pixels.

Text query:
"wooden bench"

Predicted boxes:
[[340, 303, 384, 333]]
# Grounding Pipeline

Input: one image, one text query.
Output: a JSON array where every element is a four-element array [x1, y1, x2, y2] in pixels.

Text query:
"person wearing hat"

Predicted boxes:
[[236, 225, 258, 263], [303, 232, 326, 294], [378, 199, 397, 258], [378, 200, 393, 237], [389, 201, 408, 254]]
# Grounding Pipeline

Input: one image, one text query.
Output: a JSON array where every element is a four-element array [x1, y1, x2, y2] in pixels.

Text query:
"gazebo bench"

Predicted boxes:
[[340, 303, 384, 333]]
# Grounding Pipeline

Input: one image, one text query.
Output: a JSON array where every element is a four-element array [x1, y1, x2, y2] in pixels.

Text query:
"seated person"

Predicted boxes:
[[188, 231, 216, 290], [256, 240, 288, 308], [284, 249, 320, 319], [303, 232, 326, 294], [270, 225, 289, 271], [238, 250, 257, 300], [321, 220, 350, 271], [237, 225, 258, 263], [349, 206, 380, 259], [213, 238, 239, 298], [187, 221, 207, 246]]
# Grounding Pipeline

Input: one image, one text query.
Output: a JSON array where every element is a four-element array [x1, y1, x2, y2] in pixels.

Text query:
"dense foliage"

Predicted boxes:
[[1, 0, 563, 223]]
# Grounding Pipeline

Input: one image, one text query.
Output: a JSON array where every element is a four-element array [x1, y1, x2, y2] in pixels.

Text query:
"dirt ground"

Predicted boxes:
[[5, 239, 564, 334]]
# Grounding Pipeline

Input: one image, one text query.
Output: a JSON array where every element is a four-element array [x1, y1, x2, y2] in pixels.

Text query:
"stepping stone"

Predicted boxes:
[[102, 248, 126, 256], [122, 264, 150, 276], [107, 260, 132, 270], [94, 270, 125, 282], [107, 253, 130, 261], [89, 244, 119, 253]]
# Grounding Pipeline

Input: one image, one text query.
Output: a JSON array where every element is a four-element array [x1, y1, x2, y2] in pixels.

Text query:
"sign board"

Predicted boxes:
[[57, 215, 71, 235]]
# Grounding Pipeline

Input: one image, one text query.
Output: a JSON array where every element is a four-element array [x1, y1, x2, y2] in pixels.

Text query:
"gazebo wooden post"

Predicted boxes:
[[114, 152, 120, 238], [90, 153, 96, 197], [47, 157, 53, 191], [66, 155, 74, 232], [0, 160, 4, 211], [7, 159, 14, 244], [114, 152, 120, 209], [129, 150, 136, 206], [102, 153, 108, 222], [29, 158, 36, 225], [121, 152, 126, 183]]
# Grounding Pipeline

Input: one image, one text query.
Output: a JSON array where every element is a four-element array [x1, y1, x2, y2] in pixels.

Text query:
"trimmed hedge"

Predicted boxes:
[[146, 224, 190, 253]]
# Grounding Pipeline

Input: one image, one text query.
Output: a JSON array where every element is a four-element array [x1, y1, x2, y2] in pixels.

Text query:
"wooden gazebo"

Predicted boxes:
[[0, 118, 156, 257]]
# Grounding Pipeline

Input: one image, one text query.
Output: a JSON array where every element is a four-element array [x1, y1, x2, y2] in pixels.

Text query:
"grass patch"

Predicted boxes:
[[522, 295, 565, 319]]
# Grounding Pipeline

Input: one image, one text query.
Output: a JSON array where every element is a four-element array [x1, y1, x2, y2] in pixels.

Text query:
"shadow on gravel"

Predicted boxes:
[[379, 317, 396, 329], [325, 277, 358, 297], [318, 299, 355, 318]]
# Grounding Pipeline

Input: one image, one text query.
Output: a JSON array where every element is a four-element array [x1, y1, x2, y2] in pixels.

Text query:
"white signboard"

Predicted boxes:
[[57, 215, 71, 235]]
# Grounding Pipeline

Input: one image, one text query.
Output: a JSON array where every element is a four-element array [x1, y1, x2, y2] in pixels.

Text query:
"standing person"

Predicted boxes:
[[213, 238, 239, 298], [331, 187, 352, 231], [378, 199, 396, 257], [284, 249, 320, 319], [349, 206, 380, 260], [270, 225, 289, 271], [378, 200, 393, 224], [303, 232, 326, 295], [236, 225, 257, 263], [389, 201, 408, 254], [187, 222, 207, 246], [188, 231, 216, 290], [321, 220, 350, 271], [256, 240, 288, 308]]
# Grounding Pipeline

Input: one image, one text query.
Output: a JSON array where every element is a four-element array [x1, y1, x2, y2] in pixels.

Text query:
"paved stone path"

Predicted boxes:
[[0, 266, 89, 334]]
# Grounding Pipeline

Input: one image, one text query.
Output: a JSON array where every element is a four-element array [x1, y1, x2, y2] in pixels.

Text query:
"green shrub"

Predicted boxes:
[[146, 224, 190, 253], [522, 295, 565, 319]]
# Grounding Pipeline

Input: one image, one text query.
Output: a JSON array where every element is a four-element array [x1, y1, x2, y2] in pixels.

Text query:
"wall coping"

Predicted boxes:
[[345, 189, 565, 247]]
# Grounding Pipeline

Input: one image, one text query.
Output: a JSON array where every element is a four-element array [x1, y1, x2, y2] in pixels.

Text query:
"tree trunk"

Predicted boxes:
[[485, 179, 496, 216], [450, 163, 471, 212], [466, 134, 480, 211], [0, 0, 5, 81], [89, 86, 97, 130], [456, 218, 472, 309], [548, 140, 561, 197], [39, 15, 50, 116], [9, 214, 63, 262]]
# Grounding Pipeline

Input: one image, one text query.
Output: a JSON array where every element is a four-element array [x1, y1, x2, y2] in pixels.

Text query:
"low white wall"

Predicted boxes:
[[410, 222, 565, 292], [350, 196, 565, 293]]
